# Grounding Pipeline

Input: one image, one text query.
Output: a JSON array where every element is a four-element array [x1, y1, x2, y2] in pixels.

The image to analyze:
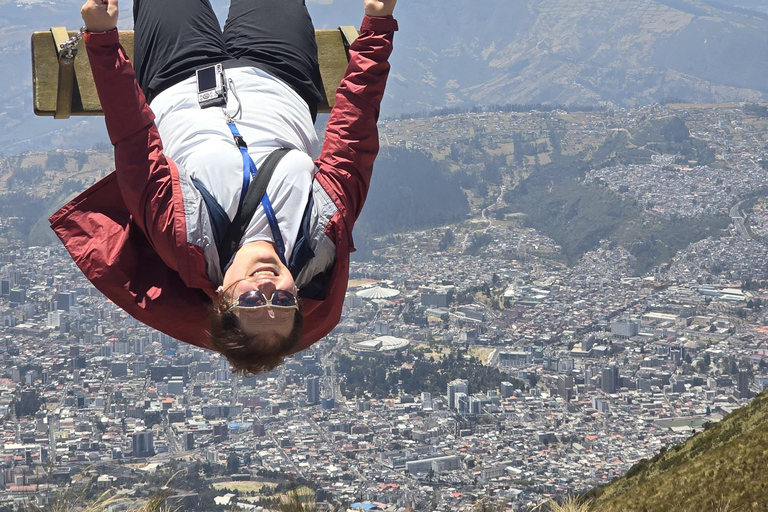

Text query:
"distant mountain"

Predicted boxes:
[[4, 0, 768, 151], [706, 0, 768, 13], [585, 388, 768, 511], [381, 0, 768, 112]]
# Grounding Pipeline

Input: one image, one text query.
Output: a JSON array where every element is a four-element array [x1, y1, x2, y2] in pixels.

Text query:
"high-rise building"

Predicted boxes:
[[447, 379, 469, 410], [557, 375, 574, 401], [111, 362, 128, 378], [0, 280, 10, 296], [456, 393, 469, 415], [168, 378, 185, 396], [306, 376, 320, 405], [213, 423, 228, 442], [601, 366, 619, 394], [9, 289, 25, 304], [131, 431, 154, 457], [670, 347, 683, 366], [47, 311, 63, 328], [133, 338, 146, 355], [738, 369, 751, 399], [500, 381, 516, 398], [420, 286, 452, 308], [56, 291, 77, 312], [182, 432, 195, 451]]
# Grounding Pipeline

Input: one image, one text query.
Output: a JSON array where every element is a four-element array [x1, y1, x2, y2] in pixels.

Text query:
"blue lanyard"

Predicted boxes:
[[227, 121, 287, 266]]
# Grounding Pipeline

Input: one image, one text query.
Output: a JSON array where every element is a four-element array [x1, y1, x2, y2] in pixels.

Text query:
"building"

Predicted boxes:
[[9, 289, 25, 304], [307, 376, 320, 405], [593, 398, 609, 413], [405, 455, 461, 475], [498, 351, 530, 368], [349, 336, 410, 355], [557, 375, 574, 401], [456, 393, 469, 415], [447, 379, 468, 411], [420, 285, 453, 308], [168, 378, 185, 396], [111, 362, 128, 378], [737, 369, 751, 399], [131, 431, 154, 457], [182, 432, 195, 451], [213, 423, 229, 442], [601, 366, 619, 394], [611, 317, 639, 339], [47, 311, 64, 328], [133, 338, 146, 355], [56, 291, 77, 312]]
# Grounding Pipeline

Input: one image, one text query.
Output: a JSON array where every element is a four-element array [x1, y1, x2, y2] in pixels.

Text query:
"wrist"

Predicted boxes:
[[83, 27, 119, 46], [361, 14, 398, 32], [364, 6, 395, 16]]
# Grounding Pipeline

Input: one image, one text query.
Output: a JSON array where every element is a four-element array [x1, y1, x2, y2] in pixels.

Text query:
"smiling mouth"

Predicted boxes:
[[250, 268, 277, 277]]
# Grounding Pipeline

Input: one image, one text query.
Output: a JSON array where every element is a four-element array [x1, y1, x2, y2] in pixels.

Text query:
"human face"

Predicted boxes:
[[220, 241, 298, 336]]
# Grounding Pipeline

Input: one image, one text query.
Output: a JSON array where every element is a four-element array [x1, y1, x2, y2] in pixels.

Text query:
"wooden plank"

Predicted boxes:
[[32, 27, 357, 117]]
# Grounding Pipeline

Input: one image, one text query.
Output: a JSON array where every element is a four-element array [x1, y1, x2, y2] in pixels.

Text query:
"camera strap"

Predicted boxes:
[[223, 121, 288, 269]]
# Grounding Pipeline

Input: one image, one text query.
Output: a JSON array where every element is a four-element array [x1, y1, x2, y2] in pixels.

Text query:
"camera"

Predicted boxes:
[[196, 64, 227, 109]]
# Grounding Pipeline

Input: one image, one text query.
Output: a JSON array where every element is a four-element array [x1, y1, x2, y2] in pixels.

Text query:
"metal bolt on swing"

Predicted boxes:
[[58, 27, 85, 63]]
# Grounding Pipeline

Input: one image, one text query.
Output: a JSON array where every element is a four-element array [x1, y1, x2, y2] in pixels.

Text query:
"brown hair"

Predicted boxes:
[[208, 302, 303, 375]]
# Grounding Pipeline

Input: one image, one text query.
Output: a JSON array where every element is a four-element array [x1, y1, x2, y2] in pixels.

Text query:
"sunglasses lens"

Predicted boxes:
[[238, 290, 268, 308], [272, 290, 297, 307]]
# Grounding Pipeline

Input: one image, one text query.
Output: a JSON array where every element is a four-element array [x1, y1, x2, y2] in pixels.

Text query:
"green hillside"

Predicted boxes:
[[501, 116, 731, 274], [584, 388, 768, 511]]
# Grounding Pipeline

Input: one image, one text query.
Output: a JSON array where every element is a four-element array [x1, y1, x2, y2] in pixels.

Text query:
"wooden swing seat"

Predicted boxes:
[[31, 26, 359, 119]]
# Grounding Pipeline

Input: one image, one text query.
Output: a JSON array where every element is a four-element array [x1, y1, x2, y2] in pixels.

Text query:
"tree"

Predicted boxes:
[[15, 390, 42, 417], [226, 452, 240, 475], [438, 229, 455, 251], [144, 410, 162, 427]]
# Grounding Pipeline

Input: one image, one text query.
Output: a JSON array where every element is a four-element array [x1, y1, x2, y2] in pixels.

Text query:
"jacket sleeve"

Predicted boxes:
[[84, 29, 185, 272], [314, 15, 398, 245]]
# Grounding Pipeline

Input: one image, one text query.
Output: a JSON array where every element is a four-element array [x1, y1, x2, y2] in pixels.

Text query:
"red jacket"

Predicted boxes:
[[49, 15, 397, 352]]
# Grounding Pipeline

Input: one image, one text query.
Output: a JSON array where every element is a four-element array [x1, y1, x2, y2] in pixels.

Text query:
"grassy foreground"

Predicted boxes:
[[586, 388, 768, 511]]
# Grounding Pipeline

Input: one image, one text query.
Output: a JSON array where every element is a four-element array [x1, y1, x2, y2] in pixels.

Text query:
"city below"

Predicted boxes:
[[1, 103, 768, 511]]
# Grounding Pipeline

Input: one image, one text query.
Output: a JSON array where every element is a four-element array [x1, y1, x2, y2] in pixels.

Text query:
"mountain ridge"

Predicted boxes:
[[4, 0, 768, 150], [391, 0, 768, 111]]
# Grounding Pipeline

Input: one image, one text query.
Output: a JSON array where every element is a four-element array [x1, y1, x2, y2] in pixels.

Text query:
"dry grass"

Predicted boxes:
[[537, 498, 591, 512], [212, 480, 276, 493], [276, 487, 318, 512], [25, 469, 180, 512], [588, 390, 768, 512]]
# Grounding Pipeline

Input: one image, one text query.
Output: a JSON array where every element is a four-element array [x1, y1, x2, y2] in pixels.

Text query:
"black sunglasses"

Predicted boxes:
[[225, 289, 299, 313]]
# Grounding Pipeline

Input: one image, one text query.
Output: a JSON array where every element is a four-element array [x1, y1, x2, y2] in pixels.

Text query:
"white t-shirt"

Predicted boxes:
[[150, 66, 321, 262]]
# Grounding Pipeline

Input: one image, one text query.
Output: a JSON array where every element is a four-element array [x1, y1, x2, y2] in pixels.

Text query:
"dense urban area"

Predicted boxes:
[[1, 103, 768, 511]]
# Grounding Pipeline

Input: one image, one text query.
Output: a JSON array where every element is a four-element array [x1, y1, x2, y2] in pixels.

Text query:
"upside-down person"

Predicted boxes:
[[49, 0, 398, 373]]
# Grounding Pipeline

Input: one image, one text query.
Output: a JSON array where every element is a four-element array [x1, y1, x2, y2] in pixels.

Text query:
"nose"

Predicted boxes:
[[255, 280, 277, 300]]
